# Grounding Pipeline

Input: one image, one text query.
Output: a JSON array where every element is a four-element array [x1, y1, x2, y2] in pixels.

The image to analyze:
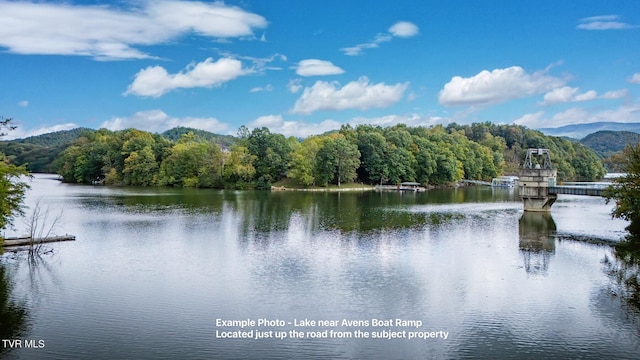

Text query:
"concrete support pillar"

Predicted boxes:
[[519, 168, 558, 212]]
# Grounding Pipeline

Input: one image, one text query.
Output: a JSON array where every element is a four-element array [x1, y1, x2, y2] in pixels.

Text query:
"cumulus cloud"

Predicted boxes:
[[628, 73, 640, 84], [541, 87, 627, 105], [100, 110, 230, 134], [514, 102, 640, 129], [17, 100, 29, 107], [341, 21, 418, 56], [577, 15, 635, 30], [513, 111, 546, 128], [541, 87, 593, 105], [291, 77, 409, 115], [0, 0, 267, 60], [125, 57, 247, 97], [573, 90, 597, 102], [287, 79, 303, 93], [389, 21, 419, 37], [293, 59, 345, 77], [349, 114, 446, 128], [248, 115, 342, 137], [541, 87, 578, 105], [438, 66, 565, 107], [246, 112, 444, 138]]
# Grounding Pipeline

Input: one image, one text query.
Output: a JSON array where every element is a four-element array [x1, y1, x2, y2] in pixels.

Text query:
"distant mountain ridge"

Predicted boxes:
[[538, 122, 640, 139]]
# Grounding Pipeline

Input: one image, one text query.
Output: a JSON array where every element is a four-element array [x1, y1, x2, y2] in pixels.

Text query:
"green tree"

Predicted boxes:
[[158, 133, 223, 188], [0, 154, 29, 232], [315, 135, 360, 187], [288, 136, 325, 186], [223, 144, 256, 188], [247, 127, 292, 188], [0, 118, 30, 234], [356, 126, 388, 185], [55, 131, 110, 184], [604, 144, 640, 238], [122, 146, 158, 186]]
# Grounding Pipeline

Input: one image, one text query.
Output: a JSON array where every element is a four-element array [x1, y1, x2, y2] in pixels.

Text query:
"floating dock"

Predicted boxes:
[[2, 235, 76, 247]]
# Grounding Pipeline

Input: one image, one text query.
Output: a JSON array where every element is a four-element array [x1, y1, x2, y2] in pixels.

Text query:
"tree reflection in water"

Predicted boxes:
[[603, 237, 640, 313], [518, 212, 557, 276], [0, 263, 29, 355]]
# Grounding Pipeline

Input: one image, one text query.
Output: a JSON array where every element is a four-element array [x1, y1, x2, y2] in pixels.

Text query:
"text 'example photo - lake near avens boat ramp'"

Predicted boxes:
[[2, 0, 640, 359]]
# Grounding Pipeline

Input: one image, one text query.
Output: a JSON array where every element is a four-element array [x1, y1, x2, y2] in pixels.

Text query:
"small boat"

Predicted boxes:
[[491, 176, 519, 188]]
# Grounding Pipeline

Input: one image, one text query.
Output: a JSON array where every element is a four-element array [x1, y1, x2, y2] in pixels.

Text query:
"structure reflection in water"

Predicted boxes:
[[519, 212, 557, 275]]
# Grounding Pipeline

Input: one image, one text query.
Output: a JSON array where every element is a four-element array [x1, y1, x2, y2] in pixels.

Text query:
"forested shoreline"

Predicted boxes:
[[51, 122, 606, 189]]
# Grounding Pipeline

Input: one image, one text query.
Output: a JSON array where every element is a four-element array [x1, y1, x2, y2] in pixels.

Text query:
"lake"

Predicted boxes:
[[1, 174, 639, 359]]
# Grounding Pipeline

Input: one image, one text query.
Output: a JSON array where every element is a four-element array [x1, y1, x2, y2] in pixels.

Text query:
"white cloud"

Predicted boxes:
[[541, 87, 601, 105], [577, 15, 634, 30], [17, 100, 29, 107], [541, 87, 628, 105], [287, 79, 303, 93], [628, 73, 640, 84], [247, 113, 445, 138], [291, 77, 409, 115], [341, 38, 390, 56], [341, 21, 418, 56], [125, 57, 247, 97], [438, 66, 565, 107], [249, 84, 274, 93], [389, 21, 419, 38], [0, 0, 267, 60], [100, 110, 230, 134], [349, 114, 446, 128], [293, 59, 345, 77], [541, 86, 578, 105], [248, 115, 342, 137], [573, 90, 597, 102], [220, 52, 287, 73], [513, 111, 546, 128], [514, 102, 640, 128], [580, 15, 620, 22], [601, 89, 628, 99]]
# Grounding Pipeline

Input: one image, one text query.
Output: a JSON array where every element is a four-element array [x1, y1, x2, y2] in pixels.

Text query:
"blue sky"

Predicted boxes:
[[1, 0, 639, 139]]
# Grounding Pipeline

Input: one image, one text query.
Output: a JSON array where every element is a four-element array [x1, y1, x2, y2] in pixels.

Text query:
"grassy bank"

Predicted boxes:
[[271, 178, 374, 191]]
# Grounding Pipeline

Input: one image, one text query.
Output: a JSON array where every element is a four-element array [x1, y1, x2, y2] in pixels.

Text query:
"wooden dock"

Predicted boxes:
[[2, 235, 76, 247]]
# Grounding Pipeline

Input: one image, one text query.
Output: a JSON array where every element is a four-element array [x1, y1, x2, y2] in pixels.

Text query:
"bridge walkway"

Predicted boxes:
[[548, 182, 611, 197]]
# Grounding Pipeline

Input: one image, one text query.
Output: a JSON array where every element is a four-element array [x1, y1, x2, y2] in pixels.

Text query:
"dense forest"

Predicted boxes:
[[160, 126, 236, 149], [51, 122, 606, 189], [0, 128, 90, 173], [580, 131, 640, 158]]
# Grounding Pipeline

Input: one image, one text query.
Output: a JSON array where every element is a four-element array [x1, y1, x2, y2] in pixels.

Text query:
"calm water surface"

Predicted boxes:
[[1, 174, 639, 359]]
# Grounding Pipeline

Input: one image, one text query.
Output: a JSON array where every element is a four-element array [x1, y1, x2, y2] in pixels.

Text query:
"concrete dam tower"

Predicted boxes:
[[518, 149, 557, 212]]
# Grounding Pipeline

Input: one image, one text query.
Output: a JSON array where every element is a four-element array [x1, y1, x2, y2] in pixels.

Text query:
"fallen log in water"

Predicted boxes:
[[2, 235, 76, 247]]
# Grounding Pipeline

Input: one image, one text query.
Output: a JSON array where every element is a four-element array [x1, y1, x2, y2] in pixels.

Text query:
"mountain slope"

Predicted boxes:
[[161, 127, 236, 149], [538, 122, 640, 139], [0, 128, 93, 173], [580, 130, 640, 157]]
